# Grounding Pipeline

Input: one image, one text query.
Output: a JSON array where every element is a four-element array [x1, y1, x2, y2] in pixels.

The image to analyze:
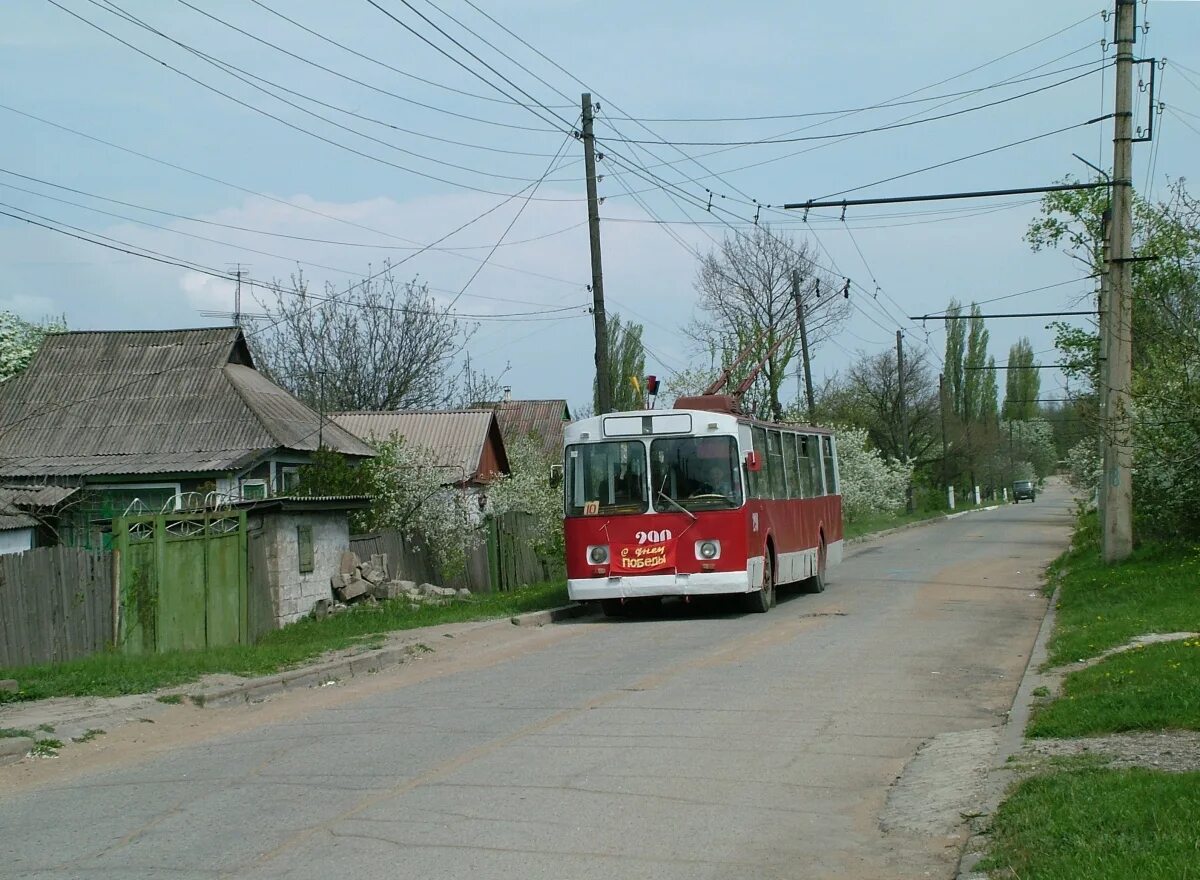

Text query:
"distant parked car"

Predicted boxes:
[[1012, 480, 1036, 503]]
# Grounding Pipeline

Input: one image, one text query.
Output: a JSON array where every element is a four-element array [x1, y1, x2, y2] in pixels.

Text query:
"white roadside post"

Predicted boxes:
[[948, 486, 955, 510]]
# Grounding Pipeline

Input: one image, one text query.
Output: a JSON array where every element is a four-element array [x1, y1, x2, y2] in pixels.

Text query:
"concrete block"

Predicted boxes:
[[0, 736, 34, 765], [339, 550, 360, 575], [0, 679, 18, 694], [337, 577, 369, 601]]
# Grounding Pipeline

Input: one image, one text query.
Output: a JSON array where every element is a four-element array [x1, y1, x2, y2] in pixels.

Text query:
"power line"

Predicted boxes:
[[51, 0, 581, 200], [596, 66, 1107, 147], [602, 59, 1111, 124], [244, 0, 570, 110], [0, 104, 587, 290]]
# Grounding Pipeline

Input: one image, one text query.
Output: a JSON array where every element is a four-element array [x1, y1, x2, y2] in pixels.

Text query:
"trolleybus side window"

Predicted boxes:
[[565, 441, 648, 516], [782, 432, 801, 499], [799, 434, 820, 497], [822, 435, 838, 494], [766, 429, 786, 499], [750, 426, 769, 500]]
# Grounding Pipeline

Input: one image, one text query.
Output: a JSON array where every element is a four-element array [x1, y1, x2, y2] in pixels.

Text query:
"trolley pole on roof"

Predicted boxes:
[[791, 269, 816, 422], [1103, 0, 1135, 563], [582, 93, 612, 414]]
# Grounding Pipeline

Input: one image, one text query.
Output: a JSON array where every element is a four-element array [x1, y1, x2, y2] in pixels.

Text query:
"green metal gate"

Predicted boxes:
[[113, 511, 248, 653]]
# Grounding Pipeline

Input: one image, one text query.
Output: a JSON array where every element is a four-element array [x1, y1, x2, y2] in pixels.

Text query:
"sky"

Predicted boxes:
[[3, 0, 1199, 416]]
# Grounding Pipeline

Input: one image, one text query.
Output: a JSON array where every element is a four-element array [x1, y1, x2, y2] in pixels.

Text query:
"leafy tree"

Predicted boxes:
[[817, 348, 938, 464], [688, 225, 849, 421], [963, 304, 991, 423], [595, 314, 646, 413], [1027, 177, 1200, 539], [944, 299, 966, 417], [252, 264, 504, 412], [0, 311, 65, 382], [1002, 338, 1041, 420]]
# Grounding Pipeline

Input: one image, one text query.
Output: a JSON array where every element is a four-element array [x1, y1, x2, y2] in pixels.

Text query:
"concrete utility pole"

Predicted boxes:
[[1104, 0, 1135, 563], [1097, 208, 1111, 541], [897, 331, 913, 512], [582, 93, 612, 414], [939, 372, 949, 488], [791, 269, 816, 422]]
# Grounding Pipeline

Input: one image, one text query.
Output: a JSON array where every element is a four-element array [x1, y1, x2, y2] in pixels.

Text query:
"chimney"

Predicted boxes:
[[502, 386, 512, 403]]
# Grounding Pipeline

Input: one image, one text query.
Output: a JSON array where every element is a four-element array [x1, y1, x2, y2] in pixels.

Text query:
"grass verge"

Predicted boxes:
[[1044, 516, 1200, 667], [978, 767, 1200, 880], [1028, 639, 1200, 737], [843, 501, 983, 540], [0, 580, 568, 702]]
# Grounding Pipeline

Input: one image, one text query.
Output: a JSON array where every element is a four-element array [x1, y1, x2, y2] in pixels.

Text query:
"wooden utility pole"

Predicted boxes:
[[791, 269, 816, 422], [582, 93, 611, 414], [1104, 0, 1135, 563]]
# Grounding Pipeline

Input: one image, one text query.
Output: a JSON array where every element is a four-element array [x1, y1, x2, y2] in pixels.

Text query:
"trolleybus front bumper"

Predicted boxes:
[[568, 567, 755, 601]]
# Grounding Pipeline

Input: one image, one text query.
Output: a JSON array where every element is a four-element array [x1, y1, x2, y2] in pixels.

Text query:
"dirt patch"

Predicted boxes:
[[1023, 730, 1200, 773]]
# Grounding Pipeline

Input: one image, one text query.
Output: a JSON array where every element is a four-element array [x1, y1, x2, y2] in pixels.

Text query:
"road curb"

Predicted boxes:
[[954, 584, 1060, 880], [189, 603, 597, 708]]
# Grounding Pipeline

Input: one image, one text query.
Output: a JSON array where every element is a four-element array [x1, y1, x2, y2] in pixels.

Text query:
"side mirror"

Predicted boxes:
[[745, 451, 762, 473]]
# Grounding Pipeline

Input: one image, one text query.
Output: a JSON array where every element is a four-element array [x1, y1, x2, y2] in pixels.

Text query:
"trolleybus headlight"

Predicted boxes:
[[697, 540, 720, 560], [588, 545, 610, 564]]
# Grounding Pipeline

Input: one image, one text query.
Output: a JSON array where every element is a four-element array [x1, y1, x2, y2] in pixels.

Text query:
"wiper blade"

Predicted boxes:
[[657, 490, 697, 520]]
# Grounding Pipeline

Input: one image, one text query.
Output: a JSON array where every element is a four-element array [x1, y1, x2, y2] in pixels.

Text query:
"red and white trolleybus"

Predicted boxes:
[[563, 392, 842, 614]]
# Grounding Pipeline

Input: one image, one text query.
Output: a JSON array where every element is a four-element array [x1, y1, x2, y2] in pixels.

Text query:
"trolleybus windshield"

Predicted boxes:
[[565, 440, 649, 516], [651, 435, 742, 512]]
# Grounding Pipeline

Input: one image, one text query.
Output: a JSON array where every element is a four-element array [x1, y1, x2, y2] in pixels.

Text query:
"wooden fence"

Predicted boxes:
[[0, 546, 114, 668], [350, 512, 561, 594]]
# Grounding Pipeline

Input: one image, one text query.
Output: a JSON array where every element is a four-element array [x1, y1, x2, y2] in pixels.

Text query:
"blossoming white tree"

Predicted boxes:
[[834, 425, 913, 522], [0, 311, 65, 382]]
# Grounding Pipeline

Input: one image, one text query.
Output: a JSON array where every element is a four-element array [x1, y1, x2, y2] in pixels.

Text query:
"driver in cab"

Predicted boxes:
[[689, 458, 731, 497]]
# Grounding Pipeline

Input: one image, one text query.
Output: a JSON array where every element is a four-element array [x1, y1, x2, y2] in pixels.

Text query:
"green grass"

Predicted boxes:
[[1028, 639, 1200, 738], [30, 738, 63, 757], [843, 501, 984, 540], [979, 767, 1200, 880], [0, 580, 568, 702], [1045, 520, 1200, 667], [0, 727, 34, 739], [72, 728, 104, 743]]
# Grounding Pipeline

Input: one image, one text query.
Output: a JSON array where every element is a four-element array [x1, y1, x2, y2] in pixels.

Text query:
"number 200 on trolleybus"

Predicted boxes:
[[563, 395, 843, 615]]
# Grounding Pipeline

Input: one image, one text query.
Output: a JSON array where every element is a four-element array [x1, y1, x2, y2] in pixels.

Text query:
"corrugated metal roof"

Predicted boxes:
[[0, 328, 374, 479], [0, 513, 36, 531], [476, 399, 570, 461], [331, 410, 500, 480], [0, 484, 79, 507]]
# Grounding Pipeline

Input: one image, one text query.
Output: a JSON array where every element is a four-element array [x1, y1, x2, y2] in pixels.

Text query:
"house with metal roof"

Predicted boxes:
[[0, 328, 375, 541], [330, 409, 508, 487], [474, 392, 571, 464]]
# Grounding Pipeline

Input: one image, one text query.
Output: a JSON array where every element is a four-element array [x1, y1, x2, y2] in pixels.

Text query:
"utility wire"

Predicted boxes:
[[0, 104, 586, 289], [597, 67, 1107, 147], [167, 0, 558, 132], [51, 0, 580, 199], [245, 0, 570, 109]]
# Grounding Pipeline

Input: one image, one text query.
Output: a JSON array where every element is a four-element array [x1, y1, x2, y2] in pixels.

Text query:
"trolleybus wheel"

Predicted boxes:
[[805, 538, 827, 594], [601, 599, 627, 618], [745, 553, 775, 613]]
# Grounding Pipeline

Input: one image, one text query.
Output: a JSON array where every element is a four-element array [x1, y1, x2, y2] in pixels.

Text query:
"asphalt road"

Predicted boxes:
[[0, 485, 1074, 880]]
